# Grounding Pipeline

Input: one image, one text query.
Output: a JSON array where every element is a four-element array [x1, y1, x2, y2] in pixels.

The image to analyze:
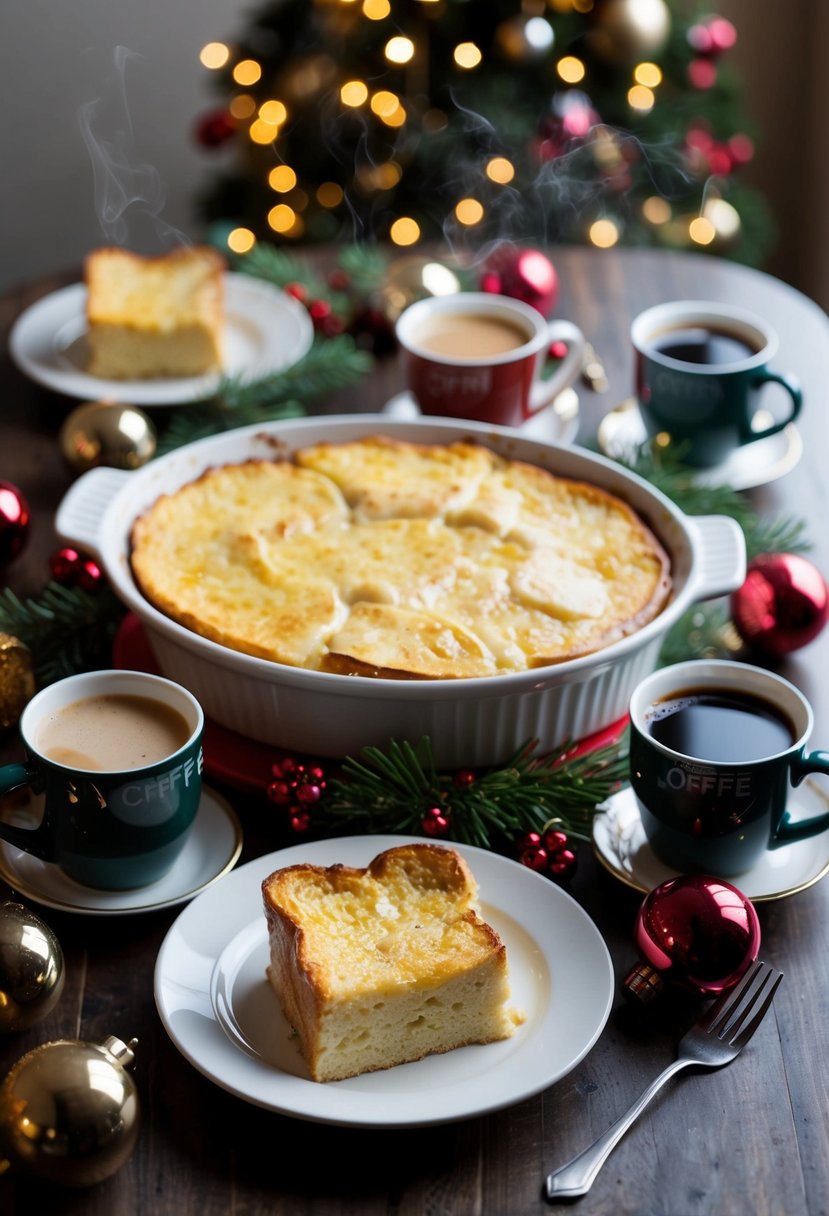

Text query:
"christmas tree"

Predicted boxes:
[[193, 0, 773, 266]]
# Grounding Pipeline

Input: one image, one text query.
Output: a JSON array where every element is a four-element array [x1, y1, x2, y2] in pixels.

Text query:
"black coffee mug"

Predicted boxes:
[[629, 659, 829, 877]]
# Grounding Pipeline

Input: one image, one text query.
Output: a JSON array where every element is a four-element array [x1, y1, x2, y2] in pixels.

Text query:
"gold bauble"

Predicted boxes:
[[588, 0, 671, 64], [0, 901, 64, 1032], [0, 1036, 140, 1186], [0, 634, 35, 732], [380, 256, 463, 324], [59, 401, 157, 475]]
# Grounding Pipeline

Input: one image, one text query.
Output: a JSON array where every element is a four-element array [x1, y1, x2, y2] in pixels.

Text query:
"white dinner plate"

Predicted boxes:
[[154, 834, 614, 1127], [593, 783, 829, 902], [0, 786, 243, 915], [8, 273, 314, 405], [597, 398, 802, 490]]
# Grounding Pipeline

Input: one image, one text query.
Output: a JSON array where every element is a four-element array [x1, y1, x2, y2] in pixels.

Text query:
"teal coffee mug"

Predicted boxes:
[[629, 659, 829, 878], [631, 300, 802, 468], [0, 670, 204, 890]]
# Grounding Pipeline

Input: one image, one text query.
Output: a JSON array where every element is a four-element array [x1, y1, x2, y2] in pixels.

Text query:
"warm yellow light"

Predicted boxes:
[[386, 36, 415, 64], [227, 227, 255, 254], [363, 0, 390, 17], [642, 195, 671, 224], [390, 217, 421, 246], [375, 161, 402, 188], [371, 90, 399, 118], [233, 59, 262, 87], [486, 156, 515, 184], [589, 218, 620, 248], [268, 203, 300, 234], [200, 42, 230, 70], [382, 104, 406, 128], [249, 118, 279, 145], [454, 42, 482, 69], [341, 80, 369, 107], [689, 216, 716, 245], [573, 0, 594, 11], [628, 84, 655, 112], [703, 197, 741, 240], [634, 61, 662, 87], [229, 94, 256, 120], [259, 99, 287, 125], [268, 165, 297, 192], [557, 56, 586, 83], [317, 181, 344, 207], [455, 198, 484, 225]]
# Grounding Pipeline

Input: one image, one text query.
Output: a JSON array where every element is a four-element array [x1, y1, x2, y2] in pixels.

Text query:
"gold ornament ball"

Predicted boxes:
[[0, 1036, 140, 1187], [0, 901, 65, 1032], [588, 0, 671, 64], [0, 634, 35, 732], [59, 401, 157, 475], [380, 255, 462, 324]]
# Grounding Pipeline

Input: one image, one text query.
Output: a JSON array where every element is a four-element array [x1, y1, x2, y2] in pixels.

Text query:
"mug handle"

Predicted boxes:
[[0, 763, 52, 860], [773, 749, 829, 844], [528, 320, 587, 415], [746, 369, 802, 441]]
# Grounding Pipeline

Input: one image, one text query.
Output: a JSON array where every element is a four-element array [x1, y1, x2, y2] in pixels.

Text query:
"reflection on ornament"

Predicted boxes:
[[380, 255, 462, 323], [624, 874, 760, 1004], [0, 1036, 140, 1186], [0, 483, 30, 567], [588, 0, 671, 64], [0, 901, 64, 1032], [731, 553, 829, 657], [59, 401, 157, 475], [0, 633, 35, 731]]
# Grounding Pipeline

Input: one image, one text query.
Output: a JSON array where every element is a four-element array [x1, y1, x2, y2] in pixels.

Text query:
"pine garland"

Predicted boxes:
[[0, 582, 126, 687]]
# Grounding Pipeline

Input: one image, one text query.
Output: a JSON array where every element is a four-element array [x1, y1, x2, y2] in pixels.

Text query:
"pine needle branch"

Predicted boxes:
[[0, 582, 126, 687]]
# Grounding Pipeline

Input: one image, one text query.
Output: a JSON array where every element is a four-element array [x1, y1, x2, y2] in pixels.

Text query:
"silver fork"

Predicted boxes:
[[544, 958, 783, 1202]]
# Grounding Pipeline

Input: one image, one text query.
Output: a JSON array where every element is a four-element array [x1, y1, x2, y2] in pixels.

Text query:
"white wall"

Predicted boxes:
[[1, 0, 247, 292]]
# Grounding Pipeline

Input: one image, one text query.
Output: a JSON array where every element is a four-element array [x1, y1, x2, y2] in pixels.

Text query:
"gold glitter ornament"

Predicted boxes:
[[0, 1035, 140, 1186], [59, 401, 157, 475], [380, 255, 462, 324], [0, 900, 65, 1032], [0, 634, 35, 732]]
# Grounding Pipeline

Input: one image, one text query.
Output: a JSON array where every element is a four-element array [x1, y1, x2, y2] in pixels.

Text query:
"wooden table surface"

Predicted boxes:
[[1, 246, 828, 1216]]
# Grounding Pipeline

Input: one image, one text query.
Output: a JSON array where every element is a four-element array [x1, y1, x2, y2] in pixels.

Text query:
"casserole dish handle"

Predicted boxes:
[[685, 514, 747, 600], [54, 467, 132, 558]]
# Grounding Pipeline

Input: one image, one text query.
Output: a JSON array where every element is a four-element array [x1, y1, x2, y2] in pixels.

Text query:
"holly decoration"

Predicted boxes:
[[267, 757, 328, 834], [0, 482, 30, 568], [516, 824, 578, 883], [731, 553, 829, 658]]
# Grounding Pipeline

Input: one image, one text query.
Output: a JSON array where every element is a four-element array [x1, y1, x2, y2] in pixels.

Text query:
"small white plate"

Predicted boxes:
[[597, 398, 802, 491], [154, 834, 613, 1127], [0, 786, 243, 915], [8, 273, 314, 406], [593, 783, 829, 902], [382, 387, 580, 446]]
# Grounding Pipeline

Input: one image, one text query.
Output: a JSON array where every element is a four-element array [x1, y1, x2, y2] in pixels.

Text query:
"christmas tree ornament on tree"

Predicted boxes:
[[0, 483, 30, 568], [0, 900, 65, 1032], [59, 401, 157, 474], [380, 255, 462, 324], [480, 247, 559, 318], [0, 1035, 140, 1187], [731, 553, 829, 657], [588, 0, 671, 64], [624, 874, 761, 1005], [0, 633, 35, 732]]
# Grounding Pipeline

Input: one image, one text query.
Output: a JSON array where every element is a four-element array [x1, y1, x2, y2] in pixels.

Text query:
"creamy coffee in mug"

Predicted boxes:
[[411, 313, 530, 359], [36, 693, 191, 771]]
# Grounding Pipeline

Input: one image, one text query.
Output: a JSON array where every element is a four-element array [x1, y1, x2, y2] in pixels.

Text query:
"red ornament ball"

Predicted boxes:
[[629, 874, 760, 1000], [194, 109, 237, 149], [480, 247, 559, 318], [49, 546, 81, 585], [731, 553, 829, 657], [0, 482, 30, 567]]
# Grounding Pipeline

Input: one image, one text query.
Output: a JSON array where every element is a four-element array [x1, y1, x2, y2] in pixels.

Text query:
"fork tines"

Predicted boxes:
[[708, 959, 783, 1045]]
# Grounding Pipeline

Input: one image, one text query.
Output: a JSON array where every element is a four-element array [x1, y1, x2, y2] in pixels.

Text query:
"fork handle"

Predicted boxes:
[[544, 1058, 691, 1200]]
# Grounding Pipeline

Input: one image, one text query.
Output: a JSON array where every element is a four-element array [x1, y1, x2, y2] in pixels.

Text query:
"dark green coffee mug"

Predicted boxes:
[[632, 300, 802, 468], [629, 659, 829, 878], [0, 670, 204, 890]]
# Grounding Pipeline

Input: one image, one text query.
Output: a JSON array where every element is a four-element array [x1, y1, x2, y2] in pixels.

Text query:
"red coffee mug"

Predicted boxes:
[[395, 292, 586, 428]]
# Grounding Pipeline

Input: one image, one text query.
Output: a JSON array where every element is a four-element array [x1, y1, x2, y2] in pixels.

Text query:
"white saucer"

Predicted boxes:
[[382, 387, 580, 445], [593, 782, 829, 902], [8, 273, 314, 406], [0, 786, 243, 916], [597, 398, 802, 490]]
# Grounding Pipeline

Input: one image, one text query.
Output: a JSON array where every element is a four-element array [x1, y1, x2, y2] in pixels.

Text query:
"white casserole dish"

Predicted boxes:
[[55, 414, 745, 768]]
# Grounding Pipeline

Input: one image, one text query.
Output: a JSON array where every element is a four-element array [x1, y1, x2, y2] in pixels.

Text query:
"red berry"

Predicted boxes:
[[77, 558, 103, 591], [543, 829, 569, 853], [284, 282, 308, 301], [290, 810, 312, 833], [296, 782, 322, 804], [548, 848, 577, 877], [518, 831, 543, 851], [454, 768, 476, 787], [49, 546, 81, 584], [520, 845, 549, 871], [267, 780, 292, 805], [422, 814, 450, 836]]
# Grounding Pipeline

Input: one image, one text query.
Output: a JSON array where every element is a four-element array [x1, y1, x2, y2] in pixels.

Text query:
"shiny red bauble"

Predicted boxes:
[[0, 482, 30, 567], [480, 247, 559, 318], [731, 553, 829, 657]]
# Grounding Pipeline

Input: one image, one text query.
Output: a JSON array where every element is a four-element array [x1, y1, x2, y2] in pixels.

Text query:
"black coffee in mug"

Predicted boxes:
[[649, 325, 758, 366], [648, 688, 796, 762]]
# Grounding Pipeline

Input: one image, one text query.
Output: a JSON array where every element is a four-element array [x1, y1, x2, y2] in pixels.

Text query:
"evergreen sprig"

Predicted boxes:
[[0, 582, 126, 687], [322, 735, 629, 849]]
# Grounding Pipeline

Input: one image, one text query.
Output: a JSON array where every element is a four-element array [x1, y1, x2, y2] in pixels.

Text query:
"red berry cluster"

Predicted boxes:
[[421, 806, 451, 836], [284, 279, 345, 338], [686, 14, 737, 90], [49, 546, 104, 591], [684, 122, 753, 179], [517, 828, 577, 882], [267, 756, 327, 833]]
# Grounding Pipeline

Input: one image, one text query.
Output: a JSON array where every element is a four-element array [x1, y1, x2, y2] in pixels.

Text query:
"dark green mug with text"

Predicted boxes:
[[0, 669, 204, 890], [632, 300, 802, 468]]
